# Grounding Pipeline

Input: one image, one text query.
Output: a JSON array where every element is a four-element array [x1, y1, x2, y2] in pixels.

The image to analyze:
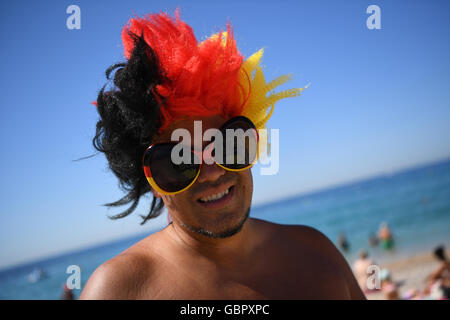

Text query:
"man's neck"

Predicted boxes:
[[167, 218, 256, 268]]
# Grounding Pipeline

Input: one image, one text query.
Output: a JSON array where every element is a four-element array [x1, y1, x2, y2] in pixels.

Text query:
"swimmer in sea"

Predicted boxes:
[[338, 232, 350, 253], [378, 222, 394, 250], [80, 11, 365, 300]]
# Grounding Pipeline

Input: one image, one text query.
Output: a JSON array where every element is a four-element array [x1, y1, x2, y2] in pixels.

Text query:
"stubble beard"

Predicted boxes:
[[178, 207, 251, 239]]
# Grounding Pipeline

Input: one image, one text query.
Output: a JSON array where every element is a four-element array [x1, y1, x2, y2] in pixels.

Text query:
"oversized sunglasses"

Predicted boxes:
[[143, 116, 259, 195]]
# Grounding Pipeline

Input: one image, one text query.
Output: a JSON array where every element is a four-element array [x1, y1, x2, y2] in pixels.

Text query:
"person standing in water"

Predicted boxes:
[[338, 232, 350, 253], [378, 222, 394, 250]]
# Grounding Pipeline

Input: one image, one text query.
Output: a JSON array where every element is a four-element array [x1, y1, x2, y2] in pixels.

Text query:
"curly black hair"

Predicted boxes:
[[92, 34, 167, 224]]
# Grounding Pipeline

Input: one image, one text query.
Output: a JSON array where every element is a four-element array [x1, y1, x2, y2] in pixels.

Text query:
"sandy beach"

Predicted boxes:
[[363, 250, 449, 300]]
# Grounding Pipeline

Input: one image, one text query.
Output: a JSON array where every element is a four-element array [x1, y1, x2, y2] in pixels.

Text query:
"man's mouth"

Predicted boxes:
[[199, 187, 230, 202], [196, 185, 235, 208]]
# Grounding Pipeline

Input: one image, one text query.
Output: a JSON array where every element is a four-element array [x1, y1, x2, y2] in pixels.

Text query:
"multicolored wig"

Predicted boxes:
[[121, 10, 306, 133], [93, 11, 306, 224]]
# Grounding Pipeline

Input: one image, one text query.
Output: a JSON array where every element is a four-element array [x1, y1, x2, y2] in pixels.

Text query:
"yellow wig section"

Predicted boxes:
[[240, 49, 307, 129], [203, 33, 307, 157], [238, 49, 307, 157], [203, 34, 307, 129]]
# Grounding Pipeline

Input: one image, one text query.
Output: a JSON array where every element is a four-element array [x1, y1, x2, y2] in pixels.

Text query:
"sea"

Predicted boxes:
[[1, 159, 449, 299]]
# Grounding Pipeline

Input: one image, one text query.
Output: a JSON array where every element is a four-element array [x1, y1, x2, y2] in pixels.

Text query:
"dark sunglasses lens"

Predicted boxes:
[[218, 117, 258, 170], [144, 144, 200, 193]]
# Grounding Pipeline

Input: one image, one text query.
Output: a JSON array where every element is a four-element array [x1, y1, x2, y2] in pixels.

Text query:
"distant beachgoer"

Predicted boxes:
[[403, 288, 422, 300], [27, 267, 46, 283], [368, 232, 379, 247], [424, 245, 450, 299], [378, 222, 394, 250], [60, 283, 75, 300], [380, 269, 400, 300], [338, 233, 350, 252], [353, 250, 376, 293]]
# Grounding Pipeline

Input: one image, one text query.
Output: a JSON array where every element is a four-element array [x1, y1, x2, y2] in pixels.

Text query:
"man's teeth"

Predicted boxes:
[[200, 188, 229, 203]]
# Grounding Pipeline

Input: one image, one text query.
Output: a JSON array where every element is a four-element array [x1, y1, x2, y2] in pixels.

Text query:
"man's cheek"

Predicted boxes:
[[161, 194, 180, 210], [239, 171, 253, 203], [245, 171, 253, 194], [163, 194, 193, 211]]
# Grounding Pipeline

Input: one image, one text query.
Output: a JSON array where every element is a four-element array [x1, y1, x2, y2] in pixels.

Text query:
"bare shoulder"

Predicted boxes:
[[252, 219, 366, 299], [79, 249, 154, 300], [289, 224, 365, 299], [249, 218, 332, 253], [251, 218, 330, 247], [78, 230, 169, 300], [280, 223, 337, 252], [275, 223, 345, 266]]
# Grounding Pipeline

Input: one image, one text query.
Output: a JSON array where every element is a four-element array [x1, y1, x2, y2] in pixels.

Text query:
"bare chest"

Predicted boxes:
[[139, 256, 350, 299]]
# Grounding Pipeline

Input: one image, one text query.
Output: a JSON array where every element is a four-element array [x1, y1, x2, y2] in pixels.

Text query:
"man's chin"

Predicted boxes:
[[180, 207, 250, 239]]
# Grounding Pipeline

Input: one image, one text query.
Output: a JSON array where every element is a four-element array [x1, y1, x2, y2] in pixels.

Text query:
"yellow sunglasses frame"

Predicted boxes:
[[143, 116, 259, 195]]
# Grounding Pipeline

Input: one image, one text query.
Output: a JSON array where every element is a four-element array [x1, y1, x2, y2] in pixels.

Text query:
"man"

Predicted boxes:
[[353, 250, 376, 293], [80, 12, 365, 300]]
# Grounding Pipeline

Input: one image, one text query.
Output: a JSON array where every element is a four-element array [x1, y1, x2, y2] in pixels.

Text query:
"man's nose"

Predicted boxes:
[[195, 142, 226, 183], [196, 162, 226, 183]]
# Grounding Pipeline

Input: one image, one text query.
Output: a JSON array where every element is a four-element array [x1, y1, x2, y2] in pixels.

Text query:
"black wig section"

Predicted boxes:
[[92, 33, 166, 224]]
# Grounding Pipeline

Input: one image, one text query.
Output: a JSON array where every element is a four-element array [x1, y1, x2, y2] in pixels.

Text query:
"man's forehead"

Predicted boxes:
[[154, 115, 227, 143]]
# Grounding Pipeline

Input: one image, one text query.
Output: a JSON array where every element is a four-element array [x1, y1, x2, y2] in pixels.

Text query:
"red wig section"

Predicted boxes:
[[122, 11, 245, 132]]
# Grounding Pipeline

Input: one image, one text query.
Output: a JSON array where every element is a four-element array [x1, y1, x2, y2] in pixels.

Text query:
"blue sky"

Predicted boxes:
[[1, 0, 449, 269]]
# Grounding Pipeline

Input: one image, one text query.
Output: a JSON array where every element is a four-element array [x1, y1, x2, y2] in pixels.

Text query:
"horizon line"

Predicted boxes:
[[252, 155, 450, 209]]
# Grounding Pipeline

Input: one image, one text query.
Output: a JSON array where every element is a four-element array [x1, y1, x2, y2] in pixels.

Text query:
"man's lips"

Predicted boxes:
[[196, 185, 235, 209], [194, 182, 235, 202], [193, 181, 236, 209]]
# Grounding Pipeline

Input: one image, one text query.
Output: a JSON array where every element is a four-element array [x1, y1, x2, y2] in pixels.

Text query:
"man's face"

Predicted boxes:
[[152, 115, 253, 238]]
